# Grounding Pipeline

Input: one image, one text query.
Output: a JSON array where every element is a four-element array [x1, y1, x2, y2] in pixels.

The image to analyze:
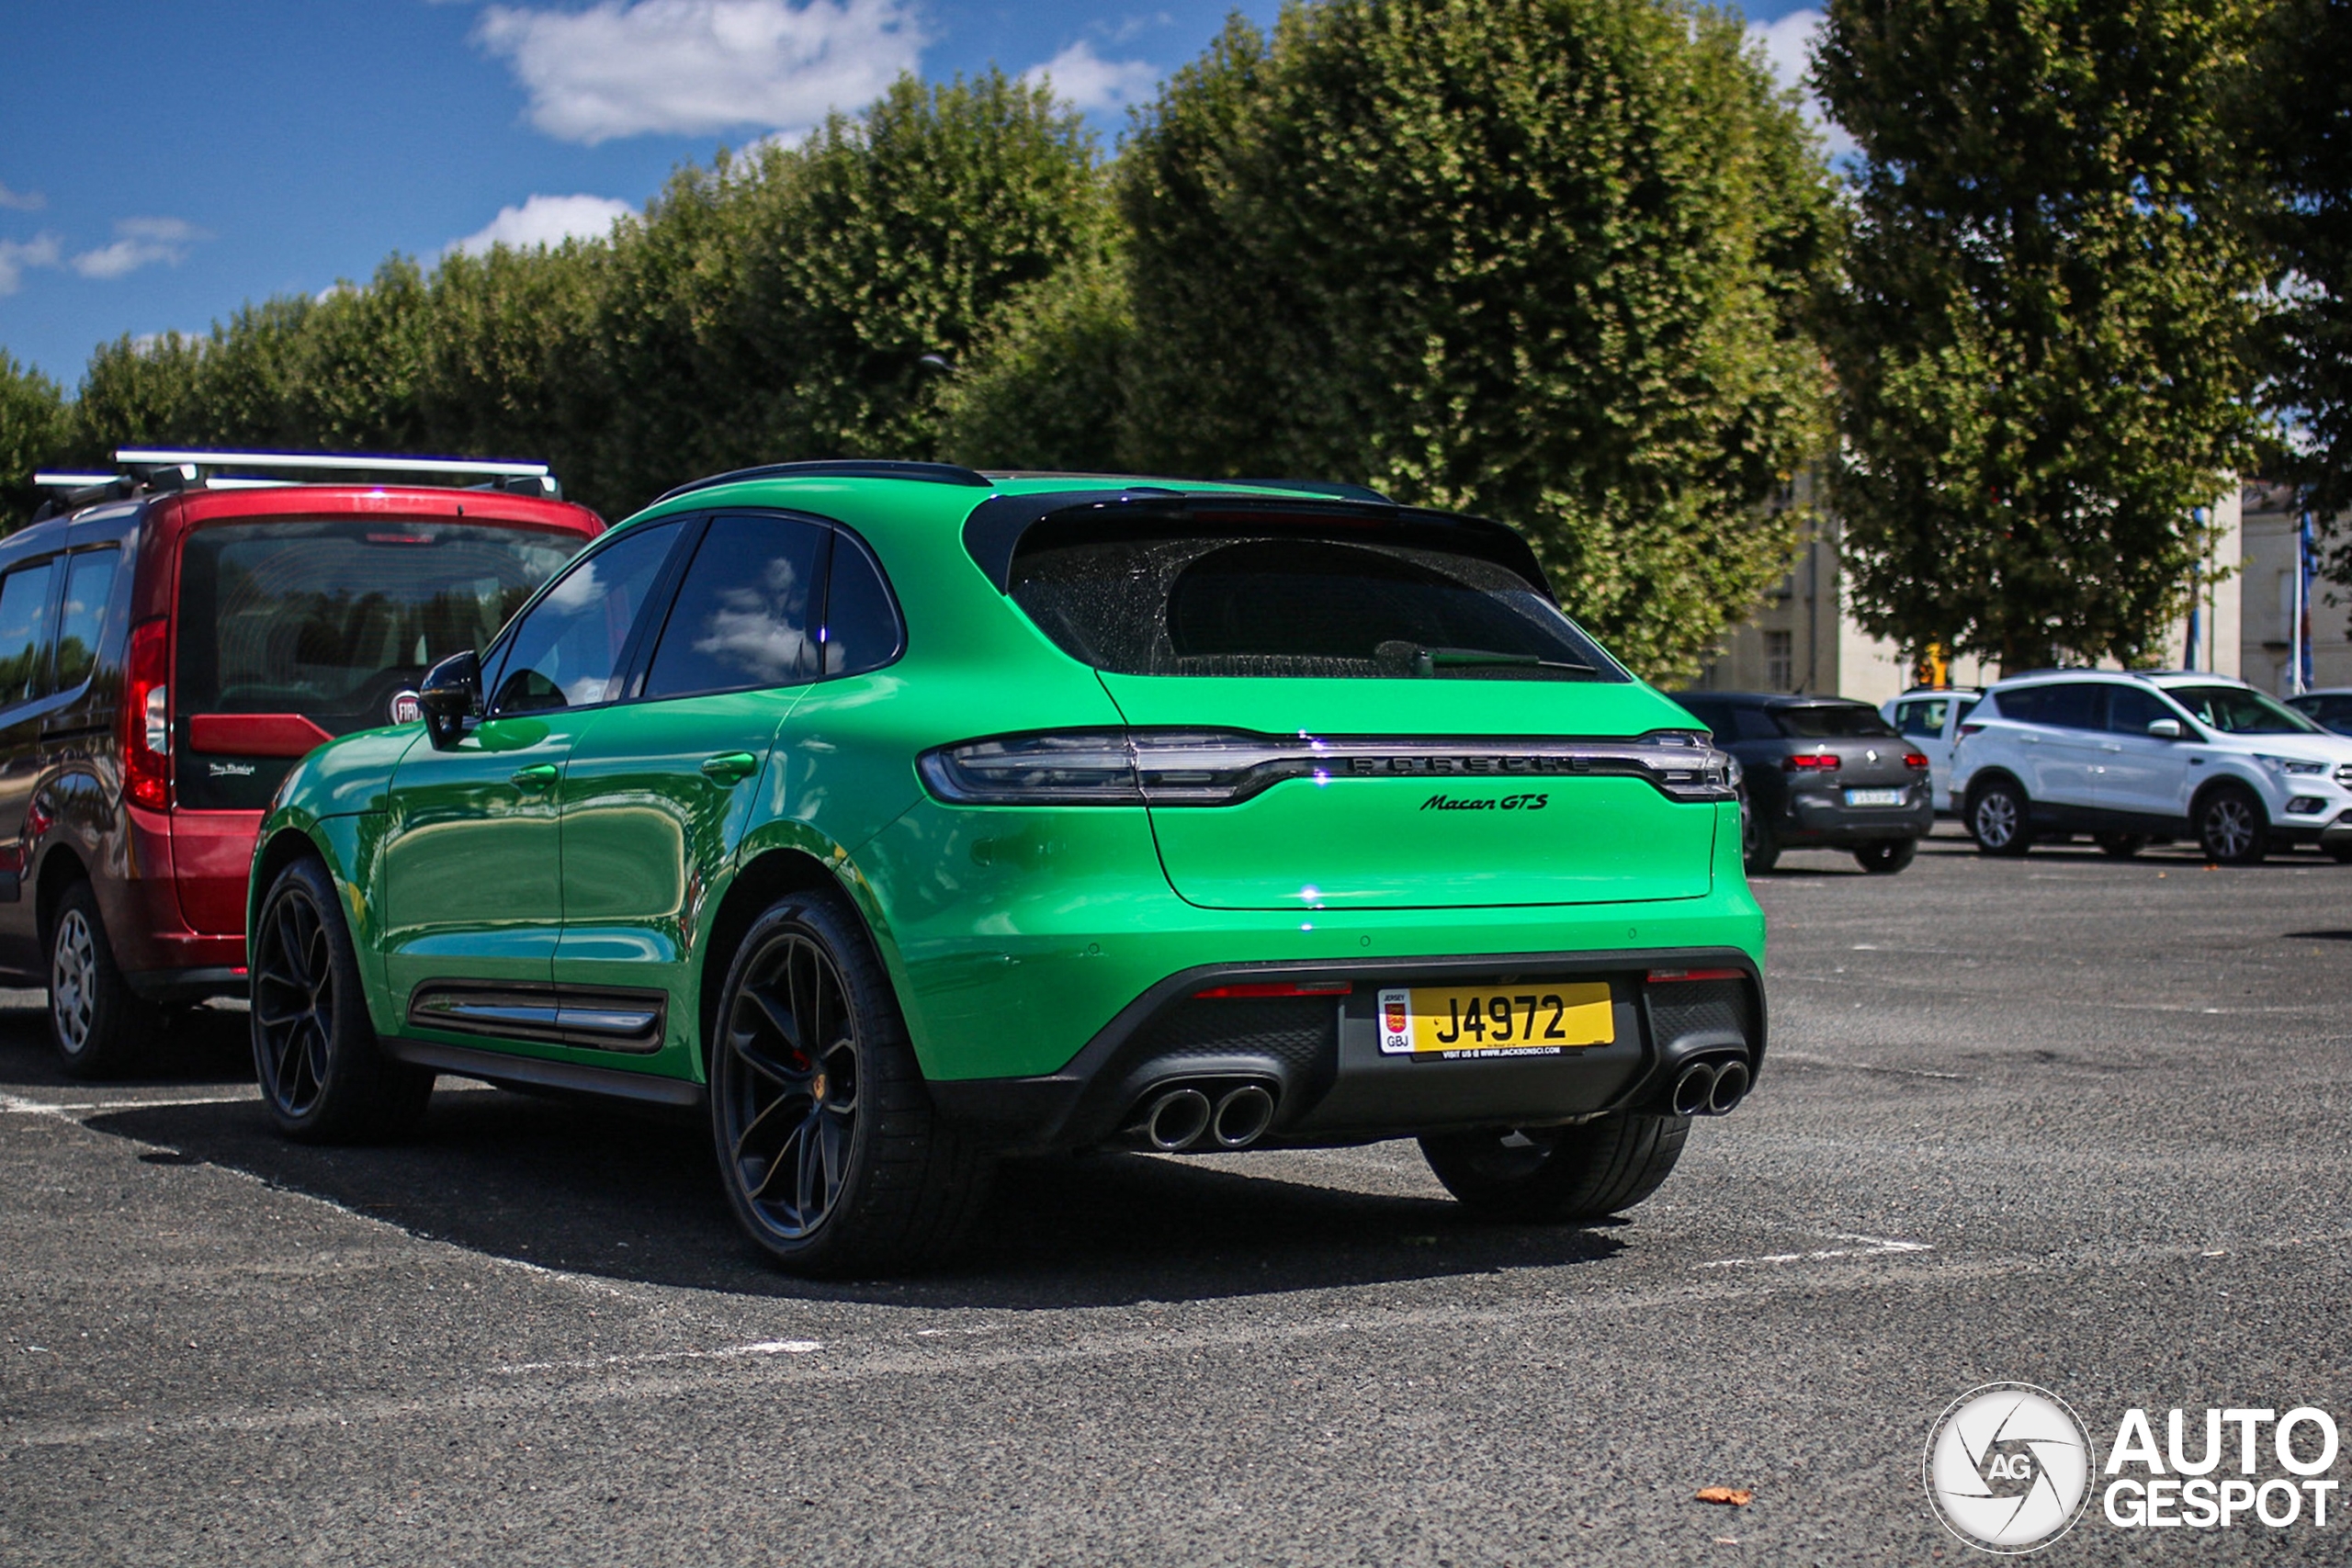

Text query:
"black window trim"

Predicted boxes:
[[50, 543, 125, 704], [617, 507, 910, 710], [481, 515, 699, 721]]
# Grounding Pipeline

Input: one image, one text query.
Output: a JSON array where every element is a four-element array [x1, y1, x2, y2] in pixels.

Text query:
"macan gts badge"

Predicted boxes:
[[249, 462, 1768, 1275]]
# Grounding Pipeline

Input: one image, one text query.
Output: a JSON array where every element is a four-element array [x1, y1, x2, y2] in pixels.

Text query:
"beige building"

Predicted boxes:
[[1687, 483, 2345, 702]]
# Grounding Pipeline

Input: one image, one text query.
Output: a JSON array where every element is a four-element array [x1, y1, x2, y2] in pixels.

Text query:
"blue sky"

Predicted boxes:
[[0, 0, 1830, 388]]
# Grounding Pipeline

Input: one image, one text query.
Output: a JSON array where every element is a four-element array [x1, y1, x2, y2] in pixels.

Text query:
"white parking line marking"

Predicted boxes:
[[494, 1339, 823, 1375], [0, 1091, 259, 1116], [1694, 1233, 1932, 1270]]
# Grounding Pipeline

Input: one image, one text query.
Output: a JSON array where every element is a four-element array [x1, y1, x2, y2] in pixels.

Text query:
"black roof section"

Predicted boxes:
[[655, 459, 992, 504], [960, 488, 1550, 596]]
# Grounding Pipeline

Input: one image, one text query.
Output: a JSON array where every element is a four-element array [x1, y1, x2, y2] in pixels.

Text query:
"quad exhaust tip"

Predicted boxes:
[[1668, 1057, 1752, 1118], [1129, 1079, 1280, 1152]]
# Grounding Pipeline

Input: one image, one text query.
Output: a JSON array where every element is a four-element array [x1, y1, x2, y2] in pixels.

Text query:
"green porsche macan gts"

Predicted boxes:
[[248, 463, 1766, 1274]]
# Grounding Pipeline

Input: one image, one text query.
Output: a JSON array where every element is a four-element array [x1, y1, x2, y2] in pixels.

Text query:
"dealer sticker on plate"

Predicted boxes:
[[1376, 983, 1614, 1059]]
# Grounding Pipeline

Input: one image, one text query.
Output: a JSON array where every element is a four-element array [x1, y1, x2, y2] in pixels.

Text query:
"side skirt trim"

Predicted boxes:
[[381, 1035, 705, 1109]]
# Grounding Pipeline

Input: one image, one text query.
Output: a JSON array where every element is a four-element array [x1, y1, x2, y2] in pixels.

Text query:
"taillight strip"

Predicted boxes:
[[919, 728, 1740, 808]]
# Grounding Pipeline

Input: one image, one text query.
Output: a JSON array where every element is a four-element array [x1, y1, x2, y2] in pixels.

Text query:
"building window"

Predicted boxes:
[[1764, 629, 1793, 693]]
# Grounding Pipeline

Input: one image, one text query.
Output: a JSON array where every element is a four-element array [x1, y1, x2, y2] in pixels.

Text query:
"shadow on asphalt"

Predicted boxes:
[[3, 1008, 1626, 1309]]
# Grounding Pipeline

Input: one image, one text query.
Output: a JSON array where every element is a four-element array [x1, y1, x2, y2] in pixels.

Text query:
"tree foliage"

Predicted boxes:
[[1817, 0, 2268, 671], [0, 352, 71, 533], [2245, 0, 2352, 585], [1107, 0, 1838, 678]]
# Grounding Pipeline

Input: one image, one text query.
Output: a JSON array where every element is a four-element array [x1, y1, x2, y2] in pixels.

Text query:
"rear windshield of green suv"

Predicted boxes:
[[176, 519, 582, 807], [1010, 531, 1625, 681]]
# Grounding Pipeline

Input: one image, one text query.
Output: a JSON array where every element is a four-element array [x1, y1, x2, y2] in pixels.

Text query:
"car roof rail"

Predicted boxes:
[[109, 447, 561, 497], [655, 459, 994, 504]]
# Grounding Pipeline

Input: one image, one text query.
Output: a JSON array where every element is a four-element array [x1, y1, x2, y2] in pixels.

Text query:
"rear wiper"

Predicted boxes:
[[1387, 643, 1599, 679]]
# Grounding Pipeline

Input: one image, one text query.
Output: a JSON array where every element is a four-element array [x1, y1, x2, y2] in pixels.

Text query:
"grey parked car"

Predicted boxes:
[[1672, 692, 1933, 874]]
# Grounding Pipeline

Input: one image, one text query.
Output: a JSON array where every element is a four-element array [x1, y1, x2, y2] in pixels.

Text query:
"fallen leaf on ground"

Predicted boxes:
[[1695, 1486, 1754, 1506]]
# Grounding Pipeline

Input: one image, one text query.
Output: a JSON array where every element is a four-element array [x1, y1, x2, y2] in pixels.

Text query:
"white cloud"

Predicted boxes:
[[446, 193, 636, 257], [71, 216, 207, 280], [1021, 39, 1159, 114], [1747, 9, 1856, 159], [0, 182, 43, 211], [474, 0, 923, 145], [0, 233, 62, 296]]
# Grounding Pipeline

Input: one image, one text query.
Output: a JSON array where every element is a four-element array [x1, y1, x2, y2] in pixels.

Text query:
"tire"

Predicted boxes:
[[709, 893, 993, 1276], [1853, 839, 1917, 874], [1741, 801, 1780, 875], [48, 880, 162, 1079], [251, 857, 434, 1142], [1969, 778, 2033, 856], [2095, 833, 2146, 859], [1419, 1111, 1690, 1223], [2196, 784, 2268, 866]]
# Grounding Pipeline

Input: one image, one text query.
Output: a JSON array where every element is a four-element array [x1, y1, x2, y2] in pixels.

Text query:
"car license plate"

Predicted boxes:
[[1844, 787, 1904, 807], [1376, 983, 1613, 1057]]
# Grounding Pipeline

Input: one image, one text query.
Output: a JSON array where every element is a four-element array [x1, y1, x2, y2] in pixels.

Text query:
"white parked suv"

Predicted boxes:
[[1950, 671, 2352, 864], [1882, 686, 1984, 813]]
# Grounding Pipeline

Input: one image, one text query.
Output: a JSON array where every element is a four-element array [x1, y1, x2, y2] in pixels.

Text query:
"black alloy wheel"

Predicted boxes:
[[2095, 833, 2146, 859], [710, 895, 991, 1275], [2197, 784, 2268, 866], [1969, 779, 2032, 857], [251, 857, 433, 1141], [1853, 839, 1917, 874], [1420, 1111, 1689, 1223]]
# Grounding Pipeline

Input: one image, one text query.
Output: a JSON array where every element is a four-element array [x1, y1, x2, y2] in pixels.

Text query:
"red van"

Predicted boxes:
[[17, 451, 601, 1075]]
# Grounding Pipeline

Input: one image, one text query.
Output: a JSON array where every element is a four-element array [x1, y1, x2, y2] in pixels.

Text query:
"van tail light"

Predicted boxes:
[[1903, 751, 1931, 770], [122, 616, 171, 811], [1781, 753, 1838, 772]]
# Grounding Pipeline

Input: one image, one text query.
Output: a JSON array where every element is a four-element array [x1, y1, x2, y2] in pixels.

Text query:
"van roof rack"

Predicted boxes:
[[27, 450, 561, 517]]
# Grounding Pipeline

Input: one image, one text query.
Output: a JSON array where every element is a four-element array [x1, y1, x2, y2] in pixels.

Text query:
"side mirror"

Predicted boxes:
[[2146, 717, 2183, 740], [418, 649, 481, 750]]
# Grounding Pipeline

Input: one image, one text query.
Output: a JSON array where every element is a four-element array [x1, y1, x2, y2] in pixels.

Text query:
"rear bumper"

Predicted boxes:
[[925, 947, 1765, 1155], [1770, 788, 1933, 845]]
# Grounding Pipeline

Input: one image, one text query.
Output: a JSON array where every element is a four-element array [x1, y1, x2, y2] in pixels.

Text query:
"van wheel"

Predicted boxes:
[[1853, 840, 1917, 874], [1420, 1112, 1689, 1223], [48, 881, 162, 1079], [1969, 779, 2032, 856], [710, 894, 993, 1276], [2197, 784, 2267, 866], [251, 857, 433, 1141]]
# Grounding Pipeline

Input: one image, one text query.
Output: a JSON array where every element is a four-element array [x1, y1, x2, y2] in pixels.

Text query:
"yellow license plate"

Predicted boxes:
[[1375, 982, 1614, 1057]]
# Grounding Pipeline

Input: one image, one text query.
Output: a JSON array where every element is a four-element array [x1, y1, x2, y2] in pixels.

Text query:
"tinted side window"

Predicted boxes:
[[54, 548, 119, 691], [821, 532, 902, 677], [490, 522, 682, 716], [643, 514, 827, 700], [0, 558, 59, 707], [1896, 699, 1948, 738], [2106, 687, 2178, 735], [1996, 684, 2101, 728]]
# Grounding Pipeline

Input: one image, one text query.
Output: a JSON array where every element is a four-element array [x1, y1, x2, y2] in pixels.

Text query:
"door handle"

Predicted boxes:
[[510, 763, 560, 790], [701, 752, 759, 785]]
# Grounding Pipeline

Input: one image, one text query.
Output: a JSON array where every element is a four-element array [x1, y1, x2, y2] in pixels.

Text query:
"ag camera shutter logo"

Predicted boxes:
[[1924, 1382, 2093, 1552]]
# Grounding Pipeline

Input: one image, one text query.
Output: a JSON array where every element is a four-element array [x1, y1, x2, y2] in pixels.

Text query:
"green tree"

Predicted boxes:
[[1816, 0, 2267, 672], [0, 350, 73, 532], [2244, 0, 2352, 585], [1114, 0, 1838, 678], [937, 242, 1131, 472]]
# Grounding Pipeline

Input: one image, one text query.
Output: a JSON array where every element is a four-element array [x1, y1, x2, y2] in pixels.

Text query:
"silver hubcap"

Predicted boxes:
[[1975, 792, 2018, 847], [51, 908, 96, 1055], [2207, 798, 2256, 859]]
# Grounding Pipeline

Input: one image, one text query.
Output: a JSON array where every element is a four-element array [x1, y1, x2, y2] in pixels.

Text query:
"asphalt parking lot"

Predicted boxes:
[[5, 825, 2351, 1565]]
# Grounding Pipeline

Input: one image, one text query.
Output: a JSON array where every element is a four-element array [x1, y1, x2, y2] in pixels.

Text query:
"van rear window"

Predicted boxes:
[[1009, 533, 1623, 681], [176, 519, 581, 807], [1770, 704, 1898, 739]]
